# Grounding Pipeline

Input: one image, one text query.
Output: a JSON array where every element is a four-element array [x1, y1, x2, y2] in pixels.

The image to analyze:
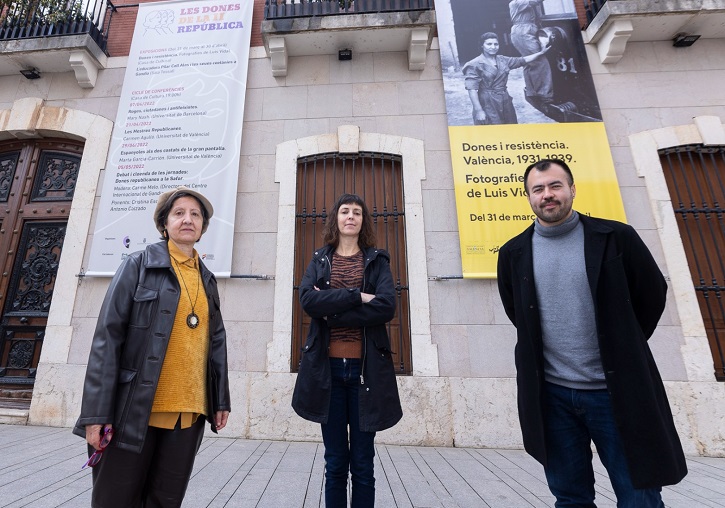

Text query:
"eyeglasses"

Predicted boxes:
[[82, 426, 114, 469]]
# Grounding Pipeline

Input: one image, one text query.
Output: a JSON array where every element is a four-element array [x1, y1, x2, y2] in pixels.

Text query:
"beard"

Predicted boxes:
[[533, 198, 572, 225]]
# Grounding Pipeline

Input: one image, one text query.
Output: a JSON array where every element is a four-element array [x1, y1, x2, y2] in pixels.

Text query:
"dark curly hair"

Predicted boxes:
[[322, 193, 376, 249]]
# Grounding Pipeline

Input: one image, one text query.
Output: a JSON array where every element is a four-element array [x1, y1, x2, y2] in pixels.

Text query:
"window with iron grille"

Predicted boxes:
[[659, 144, 725, 381], [291, 152, 412, 374]]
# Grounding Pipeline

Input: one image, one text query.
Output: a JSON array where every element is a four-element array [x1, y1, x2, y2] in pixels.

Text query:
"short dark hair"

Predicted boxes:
[[523, 158, 574, 192], [157, 192, 210, 241], [322, 193, 376, 249], [480, 32, 498, 45]]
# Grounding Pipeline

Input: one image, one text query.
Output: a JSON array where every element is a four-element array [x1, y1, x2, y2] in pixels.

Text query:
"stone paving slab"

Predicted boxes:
[[1, 424, 724, 507]]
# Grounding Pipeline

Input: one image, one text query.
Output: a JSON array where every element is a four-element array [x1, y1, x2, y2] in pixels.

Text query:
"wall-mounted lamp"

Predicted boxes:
[[338, 49, 352, 61], [20, 68, 41, 79], [672, 33, 700, 47]]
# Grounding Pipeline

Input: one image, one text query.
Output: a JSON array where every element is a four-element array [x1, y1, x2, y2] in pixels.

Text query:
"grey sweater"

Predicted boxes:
[[532, 211, 606, 389]]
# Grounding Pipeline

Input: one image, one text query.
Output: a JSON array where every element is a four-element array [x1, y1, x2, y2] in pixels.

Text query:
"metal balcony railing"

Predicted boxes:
[[0, 0, 116, 53], [265, 0, 433, 20]]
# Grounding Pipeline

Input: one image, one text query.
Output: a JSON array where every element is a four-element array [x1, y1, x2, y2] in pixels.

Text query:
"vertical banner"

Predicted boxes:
[[436, 0, 626, 278], [86, 0, 253, 276]]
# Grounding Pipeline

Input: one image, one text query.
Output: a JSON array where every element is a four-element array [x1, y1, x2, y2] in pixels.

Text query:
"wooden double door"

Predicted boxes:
[[0, 139, 82, 403]]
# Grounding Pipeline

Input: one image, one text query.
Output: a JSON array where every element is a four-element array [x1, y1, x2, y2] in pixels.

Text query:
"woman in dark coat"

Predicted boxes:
[[292, 193, 403, 508], [73, 186, 230, 508]]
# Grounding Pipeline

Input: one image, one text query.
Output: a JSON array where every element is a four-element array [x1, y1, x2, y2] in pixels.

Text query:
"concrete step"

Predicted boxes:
[[0, 408, 29, 425], [0, 397, 30, 424]]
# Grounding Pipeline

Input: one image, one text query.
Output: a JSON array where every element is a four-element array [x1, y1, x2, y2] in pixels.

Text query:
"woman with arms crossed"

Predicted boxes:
[[292, 193, 403, 507]]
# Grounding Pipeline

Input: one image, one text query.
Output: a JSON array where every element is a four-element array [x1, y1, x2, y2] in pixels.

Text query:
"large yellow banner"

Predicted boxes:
[[450, 123, 625, 277], [436, 0, 626, 277]]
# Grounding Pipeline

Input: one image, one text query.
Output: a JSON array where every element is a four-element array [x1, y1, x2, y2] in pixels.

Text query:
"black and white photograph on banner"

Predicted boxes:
[[437, 0, 602, 126]]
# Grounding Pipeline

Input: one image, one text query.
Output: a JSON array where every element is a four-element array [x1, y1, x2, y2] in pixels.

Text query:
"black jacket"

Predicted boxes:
[[73, 241, 231, 453], [292, 245, 403, 432], [497, 214, 687, 488]]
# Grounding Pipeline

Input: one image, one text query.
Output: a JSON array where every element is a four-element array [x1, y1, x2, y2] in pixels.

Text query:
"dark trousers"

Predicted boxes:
[[89, 416, 205, 508], [321, 358, 376, 508], [543, 382, 664, 508]]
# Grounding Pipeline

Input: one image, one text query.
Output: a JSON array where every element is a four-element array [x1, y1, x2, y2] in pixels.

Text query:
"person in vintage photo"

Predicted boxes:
[[463, 32, 550, 125], [509, 0, 554, 111]]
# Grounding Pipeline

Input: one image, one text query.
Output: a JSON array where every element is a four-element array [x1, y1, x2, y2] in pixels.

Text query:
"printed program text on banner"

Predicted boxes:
[[86, 0, 253, 277]]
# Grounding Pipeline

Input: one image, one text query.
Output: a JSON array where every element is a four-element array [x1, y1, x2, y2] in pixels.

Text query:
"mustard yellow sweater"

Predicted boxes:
[[149, 240, 209, 429]]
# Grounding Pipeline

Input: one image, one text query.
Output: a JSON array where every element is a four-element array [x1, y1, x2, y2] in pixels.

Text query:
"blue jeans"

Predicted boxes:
[[321, 358, 376, 508], [543, 382, 664, 508]]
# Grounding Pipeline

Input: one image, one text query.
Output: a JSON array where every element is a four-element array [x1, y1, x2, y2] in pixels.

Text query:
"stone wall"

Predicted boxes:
[[4, 37, 724, 456]]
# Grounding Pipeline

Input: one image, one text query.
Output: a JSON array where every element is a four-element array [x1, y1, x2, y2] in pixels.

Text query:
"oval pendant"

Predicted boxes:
[[187, 313, 199, 329]]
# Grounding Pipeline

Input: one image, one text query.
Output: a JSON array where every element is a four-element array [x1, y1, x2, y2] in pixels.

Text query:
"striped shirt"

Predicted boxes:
[[329, 250, 364, 359]]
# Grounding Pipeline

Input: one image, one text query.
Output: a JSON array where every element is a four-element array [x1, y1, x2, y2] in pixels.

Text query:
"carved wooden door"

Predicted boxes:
[[0, 139, 82, 403]]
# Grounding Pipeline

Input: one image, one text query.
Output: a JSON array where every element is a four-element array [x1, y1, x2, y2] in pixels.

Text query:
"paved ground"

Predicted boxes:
[[1, 424, 725, 507]]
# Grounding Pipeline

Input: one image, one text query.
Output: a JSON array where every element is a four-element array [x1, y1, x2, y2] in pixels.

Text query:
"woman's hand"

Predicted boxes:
[[472, 109, 487, 124], [215, 410, 230, 431], [86, 424, 112, 450], [467, 89, 486, 124], [361, 292, 376, 303], [523, 44, 552, 64]]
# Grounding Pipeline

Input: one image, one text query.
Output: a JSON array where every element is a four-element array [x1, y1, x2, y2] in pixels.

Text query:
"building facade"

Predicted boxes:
[[1, 0, 724, 457]]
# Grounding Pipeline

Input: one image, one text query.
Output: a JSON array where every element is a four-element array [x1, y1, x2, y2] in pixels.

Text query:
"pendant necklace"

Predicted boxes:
[[174, 257, 200, 329]]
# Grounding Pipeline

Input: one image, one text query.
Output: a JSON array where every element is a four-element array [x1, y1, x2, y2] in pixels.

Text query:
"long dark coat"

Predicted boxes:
[[291, 245, 403, 433], [73, 241, 231, 453], [497, 214, 687, 489]]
